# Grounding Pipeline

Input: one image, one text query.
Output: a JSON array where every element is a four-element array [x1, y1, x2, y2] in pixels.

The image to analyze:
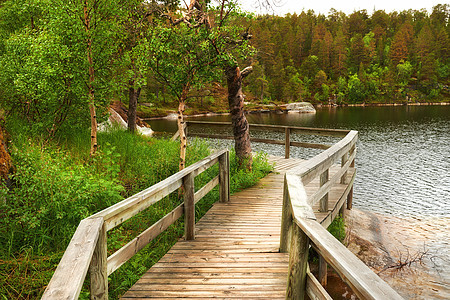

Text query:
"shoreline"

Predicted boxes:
[[142, 101, 450, 120], [345, 208, 450, 299]]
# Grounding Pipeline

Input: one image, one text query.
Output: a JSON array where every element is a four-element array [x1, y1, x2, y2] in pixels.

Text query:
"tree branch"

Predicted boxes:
[[241, 66, 253, 78]]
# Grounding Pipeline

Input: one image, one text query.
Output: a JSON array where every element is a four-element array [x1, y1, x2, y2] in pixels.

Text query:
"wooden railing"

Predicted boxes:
[[42, 149, 230, 300], [279, 130, 404, 299], [185, 121, 350, 157]]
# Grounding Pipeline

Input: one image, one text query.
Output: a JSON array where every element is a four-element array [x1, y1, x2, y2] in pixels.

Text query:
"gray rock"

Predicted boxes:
[[284, 102, 316, 113]]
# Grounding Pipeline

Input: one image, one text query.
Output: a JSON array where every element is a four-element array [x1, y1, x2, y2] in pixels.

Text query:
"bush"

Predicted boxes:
[[327, 214, 346, 243], [1, 142, 124, 255]]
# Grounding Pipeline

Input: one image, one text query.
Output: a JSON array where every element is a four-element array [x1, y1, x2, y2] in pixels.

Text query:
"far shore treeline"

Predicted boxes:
[[245, 5, 449, 104]]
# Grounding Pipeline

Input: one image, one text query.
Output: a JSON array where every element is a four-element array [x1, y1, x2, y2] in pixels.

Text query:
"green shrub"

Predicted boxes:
[[327, 214, 346, 243], [1, 142, 124, 255]]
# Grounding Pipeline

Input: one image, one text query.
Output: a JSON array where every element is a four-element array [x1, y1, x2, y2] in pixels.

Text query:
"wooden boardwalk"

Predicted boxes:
[[122, 156, 355, 299]]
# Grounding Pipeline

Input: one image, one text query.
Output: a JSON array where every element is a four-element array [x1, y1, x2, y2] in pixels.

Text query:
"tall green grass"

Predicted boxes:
[[0, 121, 273, 299]]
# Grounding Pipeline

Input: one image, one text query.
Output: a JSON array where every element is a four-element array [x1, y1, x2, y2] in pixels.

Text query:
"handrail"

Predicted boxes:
[[280, 130, 404, 299], [42, 149, 230, 300], [185, 121, 350, 155]]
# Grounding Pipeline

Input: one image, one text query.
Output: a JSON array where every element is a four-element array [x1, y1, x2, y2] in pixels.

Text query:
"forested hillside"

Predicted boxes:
[[243, 6, 450, 104]]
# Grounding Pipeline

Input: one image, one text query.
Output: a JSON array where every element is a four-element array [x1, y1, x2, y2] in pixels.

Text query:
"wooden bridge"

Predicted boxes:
[[42, 123, 403, 299]]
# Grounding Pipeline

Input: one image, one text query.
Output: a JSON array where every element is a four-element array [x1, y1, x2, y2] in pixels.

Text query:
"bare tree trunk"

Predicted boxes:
[[89, 102, 98, 156], [128, 80, 141, 133], [84, 0, 97, 156], [177, 87, 189, 171], [225, 65, 253, 170]]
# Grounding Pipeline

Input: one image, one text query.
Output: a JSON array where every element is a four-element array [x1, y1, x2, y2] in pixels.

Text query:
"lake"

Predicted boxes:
[[149, 105, 450, 219]]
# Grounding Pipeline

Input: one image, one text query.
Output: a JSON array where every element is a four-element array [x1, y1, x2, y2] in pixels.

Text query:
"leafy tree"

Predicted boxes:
[[0, 0, 131, 155], [348, 74, 366, 103]]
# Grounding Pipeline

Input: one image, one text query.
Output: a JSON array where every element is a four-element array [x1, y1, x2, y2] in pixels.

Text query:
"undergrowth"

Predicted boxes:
[[0, 121, 273, 299]]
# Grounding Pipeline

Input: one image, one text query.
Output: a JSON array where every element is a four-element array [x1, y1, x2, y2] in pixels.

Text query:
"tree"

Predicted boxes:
[[390, 31, 408, 66], [0, 0, 130, 155], [147, 21, 221, 170], [331, 29, 348, 78], [416, 24, 437, 90], [149, 0, 254, 170]]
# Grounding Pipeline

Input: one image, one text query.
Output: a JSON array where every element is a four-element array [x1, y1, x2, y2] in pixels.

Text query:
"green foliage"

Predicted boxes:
[[348, 74, 367, 103], [328, 214, 346, 243], [1, 140, 124, 255], [397, 61, 413, 86]]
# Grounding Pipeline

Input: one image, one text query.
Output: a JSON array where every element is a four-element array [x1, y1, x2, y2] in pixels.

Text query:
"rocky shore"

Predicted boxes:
[[345, 209, 450, 299]]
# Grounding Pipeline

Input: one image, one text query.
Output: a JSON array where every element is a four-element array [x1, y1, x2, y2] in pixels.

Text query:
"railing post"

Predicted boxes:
[[219, 151, 230, 203], [183, 173, 195, 240], [347, 144, 356, 210], [280, 176, 292, 252], [319, 169, 329, 212], [318, 256, 327, 288], [89, 222, 108, 300], [286, 224, 309, 300], [340, 152, 348, 184], [285, 127, 290, 159]]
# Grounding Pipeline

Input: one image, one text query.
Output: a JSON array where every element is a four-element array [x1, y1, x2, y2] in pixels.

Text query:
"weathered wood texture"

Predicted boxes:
[[122, 158, 354, 299], [42, 217, 104, 300]]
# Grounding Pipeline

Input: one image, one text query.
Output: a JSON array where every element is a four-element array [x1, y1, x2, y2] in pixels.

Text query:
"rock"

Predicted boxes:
[[345, 208, 449, 299], [98, 103, 153, 136], [284, 102, 316, 113], [165, 113, 178, 120]]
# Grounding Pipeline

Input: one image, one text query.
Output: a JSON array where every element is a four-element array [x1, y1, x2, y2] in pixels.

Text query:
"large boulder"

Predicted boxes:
[[284, 102, 316, 113]]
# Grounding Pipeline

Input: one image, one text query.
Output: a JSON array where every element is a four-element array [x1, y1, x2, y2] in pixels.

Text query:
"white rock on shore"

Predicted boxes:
[[284, 102, 316, 113], [98, 108, 154, 136]]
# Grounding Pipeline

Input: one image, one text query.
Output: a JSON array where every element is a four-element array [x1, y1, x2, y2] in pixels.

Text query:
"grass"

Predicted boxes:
[[0, 120, 273, 299]]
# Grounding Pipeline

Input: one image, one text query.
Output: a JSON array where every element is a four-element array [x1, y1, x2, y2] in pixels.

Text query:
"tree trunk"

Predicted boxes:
[[128, 81, 141, 133], [84, 0, 97, 156], [177, 87, 189, 171], [225, 65, 252, 170], [89, 102, 98, 156]]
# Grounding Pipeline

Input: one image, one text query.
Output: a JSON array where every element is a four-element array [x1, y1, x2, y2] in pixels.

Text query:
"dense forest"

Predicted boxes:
[[245, 6, 450, 104]]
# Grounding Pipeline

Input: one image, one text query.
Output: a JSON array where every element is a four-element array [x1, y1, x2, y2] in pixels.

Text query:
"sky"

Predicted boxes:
[[238, 0, 445, 16]]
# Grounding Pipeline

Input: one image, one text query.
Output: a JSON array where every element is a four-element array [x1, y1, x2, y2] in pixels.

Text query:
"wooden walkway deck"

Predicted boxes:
[[122, 156, 355, 299]]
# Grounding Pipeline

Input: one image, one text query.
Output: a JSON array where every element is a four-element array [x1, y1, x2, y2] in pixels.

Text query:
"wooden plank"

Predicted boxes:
[[306, 269, 333, 300], [308, 150, 356, 207], [186, 121, 349, 137], [90, 223, 108, 299], [219, 152, 230, 203], [184, 172, 195, 241], [123, 290, 286, 297], [107, 204, 183, 275], [290, 131, 358, 185], [319, 169, 329, 212], [286, 224, 309, 299], [42, 217, 103, 300], [295, 217, 404, 300], [194, 175, 219, 204]]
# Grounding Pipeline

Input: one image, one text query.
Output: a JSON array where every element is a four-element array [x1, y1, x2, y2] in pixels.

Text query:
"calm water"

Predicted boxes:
[[150, 105, 450, 218]]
